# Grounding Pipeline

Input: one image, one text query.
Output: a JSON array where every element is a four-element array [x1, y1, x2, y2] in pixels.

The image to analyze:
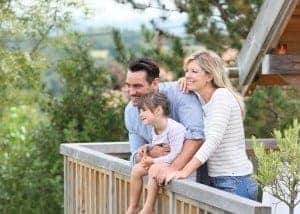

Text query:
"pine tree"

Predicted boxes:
[[115, 0, 263, 52]]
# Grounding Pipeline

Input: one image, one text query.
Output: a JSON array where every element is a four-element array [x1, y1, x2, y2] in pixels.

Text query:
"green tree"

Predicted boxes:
[[1, 1, 127, 213], [113, 25, 186, 78], [253, 119, 300, 214], [115, 0, 263, 52], [245, 86, 300, 138], [47, 33, 127, 142], [0, 1, 86, 212]]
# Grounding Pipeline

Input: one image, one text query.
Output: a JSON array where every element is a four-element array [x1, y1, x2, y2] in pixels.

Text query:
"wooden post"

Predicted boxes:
[[169, 192, 175, 214], [109, 171, 115, 214], [64, 157, 67, 214]]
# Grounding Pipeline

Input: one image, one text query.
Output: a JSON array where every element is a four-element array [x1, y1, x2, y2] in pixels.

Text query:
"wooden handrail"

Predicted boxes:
[[60, 141, 272, 214]]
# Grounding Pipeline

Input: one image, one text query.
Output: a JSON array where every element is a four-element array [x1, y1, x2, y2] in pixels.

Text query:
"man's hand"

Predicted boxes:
[[165, 170, 189, 185], [149, 164, 176, 186], [148, 144, 170, 158]]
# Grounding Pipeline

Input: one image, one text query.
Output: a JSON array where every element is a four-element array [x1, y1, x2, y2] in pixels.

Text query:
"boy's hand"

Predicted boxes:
[[137, 145, 149, 157], [148, 144, 170, 158], [141, 156, 154, 168]]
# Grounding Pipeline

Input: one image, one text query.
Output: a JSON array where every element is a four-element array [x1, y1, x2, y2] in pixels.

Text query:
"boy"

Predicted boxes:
[[126, 92, 187, 214]]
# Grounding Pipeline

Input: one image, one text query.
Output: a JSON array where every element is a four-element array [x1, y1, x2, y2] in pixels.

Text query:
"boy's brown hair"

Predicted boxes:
[[137, 91, 170, 116]]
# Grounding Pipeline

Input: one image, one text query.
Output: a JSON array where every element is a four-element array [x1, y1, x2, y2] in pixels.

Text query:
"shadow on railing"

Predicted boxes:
[[60, 140, 275, 214]]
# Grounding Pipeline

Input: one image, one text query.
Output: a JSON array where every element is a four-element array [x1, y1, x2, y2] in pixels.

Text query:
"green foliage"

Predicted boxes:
[[0, 1, 127, 213], [47, 33, 127, 142], [0, 33, 127, 213], [115, 0, 263, 52], [244, 86, 300, 137], [113, 25, 186, 78], [253, 119, 300, 213], [0, 106, 61, 213], [0, 49, 45, 115], [112, 29, 134, 64]]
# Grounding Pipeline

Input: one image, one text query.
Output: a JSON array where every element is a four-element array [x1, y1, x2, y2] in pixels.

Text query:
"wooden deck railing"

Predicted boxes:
[[60, 140, 275, 214]]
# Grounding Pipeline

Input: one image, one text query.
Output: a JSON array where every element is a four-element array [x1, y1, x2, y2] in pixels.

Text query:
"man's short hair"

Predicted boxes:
[[128, 58, 160, 83], [137, 91, 170, 116]]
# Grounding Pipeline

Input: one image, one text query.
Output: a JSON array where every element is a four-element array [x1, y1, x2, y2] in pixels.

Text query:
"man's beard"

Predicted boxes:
[[131, 96, 141, 106]]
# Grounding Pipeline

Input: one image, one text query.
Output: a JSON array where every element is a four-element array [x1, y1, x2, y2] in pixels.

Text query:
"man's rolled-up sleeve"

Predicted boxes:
[[125, 107, 147, 164], [176, 93, 205, 141], [128, 132, 147, 163]]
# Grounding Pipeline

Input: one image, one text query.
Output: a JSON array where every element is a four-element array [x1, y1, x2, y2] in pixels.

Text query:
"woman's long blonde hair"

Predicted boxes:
[[183, 50, 245, 116]]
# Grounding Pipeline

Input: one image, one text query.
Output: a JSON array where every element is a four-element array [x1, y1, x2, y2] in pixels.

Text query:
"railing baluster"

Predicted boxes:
[[124, 179, 128, 211], [91, 169, 96, 214], [84, 166, 87, 214], [64, 157, 67, 214], [109, 171, 115, 214], [169, 192, 175, 214], [75, 162, 79, 214], [100, 172, 104, 214]]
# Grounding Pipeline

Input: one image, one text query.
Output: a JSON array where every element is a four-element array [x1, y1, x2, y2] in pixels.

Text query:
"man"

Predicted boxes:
[[124, 58, 208, 184]]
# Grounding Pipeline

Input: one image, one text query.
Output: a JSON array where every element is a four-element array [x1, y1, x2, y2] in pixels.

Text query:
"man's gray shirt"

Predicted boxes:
[[124, 82, 205, 161]]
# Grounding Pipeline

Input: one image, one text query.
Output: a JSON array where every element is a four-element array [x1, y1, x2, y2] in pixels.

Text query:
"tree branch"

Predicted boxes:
[[30, 7, 59, 57]]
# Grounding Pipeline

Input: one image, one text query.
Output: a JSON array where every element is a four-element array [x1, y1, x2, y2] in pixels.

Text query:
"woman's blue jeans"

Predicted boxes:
[[209, 175, 258, 201]]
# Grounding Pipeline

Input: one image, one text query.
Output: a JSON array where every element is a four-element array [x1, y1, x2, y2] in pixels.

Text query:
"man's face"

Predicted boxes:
[[125, 70, 158, 106]]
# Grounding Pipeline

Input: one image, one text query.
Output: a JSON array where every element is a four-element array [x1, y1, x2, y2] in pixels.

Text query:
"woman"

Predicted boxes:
[[165, 50, 258, 200]]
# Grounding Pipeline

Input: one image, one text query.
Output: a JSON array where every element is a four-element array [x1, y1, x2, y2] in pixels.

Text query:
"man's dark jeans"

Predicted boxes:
[[196, 162, 209, 185]]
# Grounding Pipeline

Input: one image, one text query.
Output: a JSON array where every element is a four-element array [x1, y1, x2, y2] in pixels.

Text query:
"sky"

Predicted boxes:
[[74, 0, 187, 35]]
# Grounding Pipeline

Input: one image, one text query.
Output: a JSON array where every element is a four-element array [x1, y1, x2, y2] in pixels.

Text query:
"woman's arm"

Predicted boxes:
[[194, 90, 232, 164], [166, 90, 234, 184]]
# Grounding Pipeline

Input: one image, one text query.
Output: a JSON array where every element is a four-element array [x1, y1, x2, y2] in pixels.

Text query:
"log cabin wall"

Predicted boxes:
[[279, 2, 300, 54]]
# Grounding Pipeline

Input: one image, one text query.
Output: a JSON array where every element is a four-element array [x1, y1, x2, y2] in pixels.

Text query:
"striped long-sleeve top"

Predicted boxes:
[[195, 88, 253, 177]]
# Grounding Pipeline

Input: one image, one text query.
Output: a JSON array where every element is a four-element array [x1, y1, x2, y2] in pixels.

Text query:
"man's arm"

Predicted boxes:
[[128, 132, 148, 163], [170, 139, 202, 170], [125, 105, 148, 163], [171, 90, 205, 169]]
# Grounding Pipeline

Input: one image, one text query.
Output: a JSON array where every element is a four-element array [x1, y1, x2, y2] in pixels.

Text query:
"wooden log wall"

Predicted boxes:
[[280, 2, 300, 54]]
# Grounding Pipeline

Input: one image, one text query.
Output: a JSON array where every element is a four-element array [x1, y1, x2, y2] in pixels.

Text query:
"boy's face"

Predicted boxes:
[[139, 107, 156, 125]]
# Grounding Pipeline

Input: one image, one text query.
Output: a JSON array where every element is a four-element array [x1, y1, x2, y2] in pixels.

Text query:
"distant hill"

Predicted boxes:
[[83, 27, 142, 60]]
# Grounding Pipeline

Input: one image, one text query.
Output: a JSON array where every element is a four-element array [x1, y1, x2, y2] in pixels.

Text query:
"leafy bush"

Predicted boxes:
[[253, 119, 300, 214]]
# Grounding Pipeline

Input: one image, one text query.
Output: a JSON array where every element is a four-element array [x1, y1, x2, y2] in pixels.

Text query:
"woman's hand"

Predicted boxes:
[[177, 77, 188, 93]]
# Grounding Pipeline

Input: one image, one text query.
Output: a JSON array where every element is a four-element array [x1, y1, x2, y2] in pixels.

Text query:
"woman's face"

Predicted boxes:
[[185, 60, 212, 92]]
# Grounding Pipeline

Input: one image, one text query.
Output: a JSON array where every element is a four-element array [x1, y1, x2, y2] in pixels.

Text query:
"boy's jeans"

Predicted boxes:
[[209, 175, 258, 201]]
